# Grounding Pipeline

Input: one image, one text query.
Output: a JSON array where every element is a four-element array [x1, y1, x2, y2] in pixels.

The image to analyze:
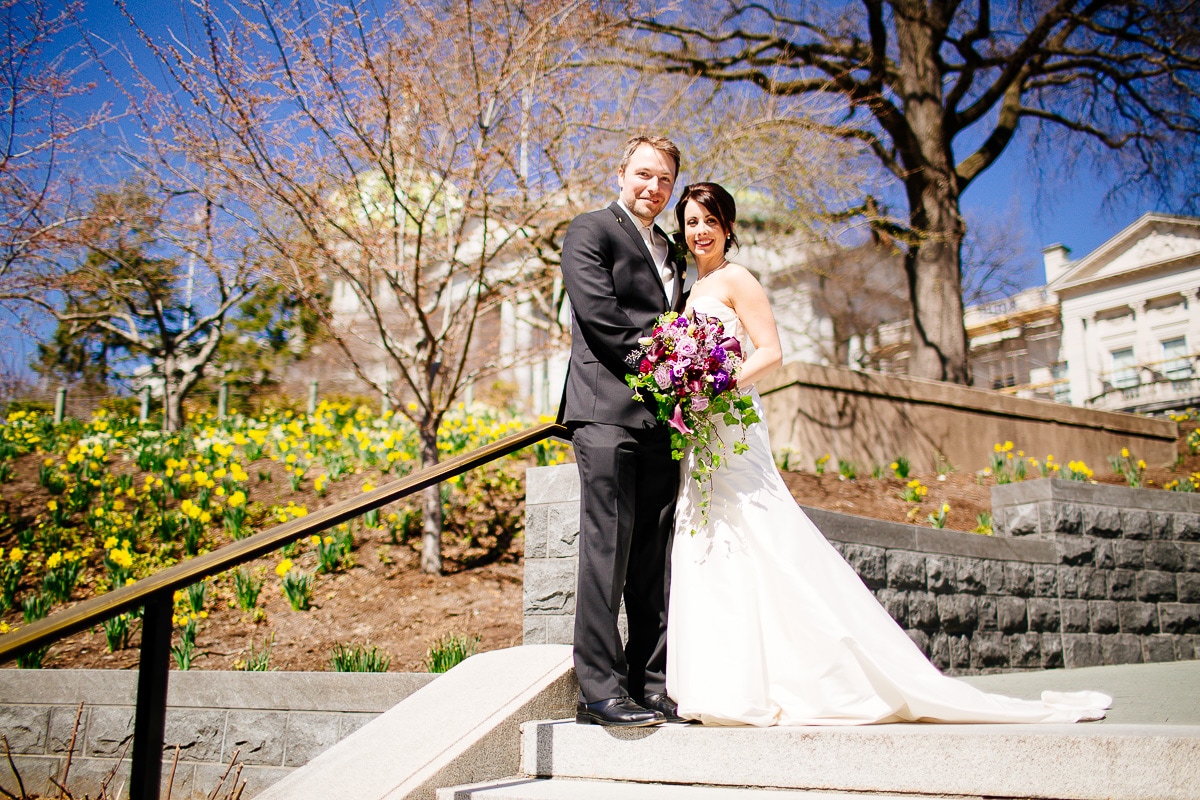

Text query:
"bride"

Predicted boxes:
[[664, 182, 1111, 726]]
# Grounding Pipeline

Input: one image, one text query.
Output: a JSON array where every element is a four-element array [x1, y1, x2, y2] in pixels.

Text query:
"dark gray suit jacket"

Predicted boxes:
[[559, 202, 685, 428]]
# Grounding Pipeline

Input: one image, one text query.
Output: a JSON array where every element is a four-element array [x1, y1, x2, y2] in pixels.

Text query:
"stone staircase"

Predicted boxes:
[[439, 721, 1198, 800], [438, 661, 1200, 800], [243, 650, 1199, 800]]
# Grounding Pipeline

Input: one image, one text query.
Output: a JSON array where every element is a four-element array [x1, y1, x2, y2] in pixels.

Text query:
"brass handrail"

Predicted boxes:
[[0, 420, 568, 799]]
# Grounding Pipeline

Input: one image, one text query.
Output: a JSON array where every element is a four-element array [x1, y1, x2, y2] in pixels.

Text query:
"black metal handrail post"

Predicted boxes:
[[0, 421, 568, 800], [131, 594, 173, 800]]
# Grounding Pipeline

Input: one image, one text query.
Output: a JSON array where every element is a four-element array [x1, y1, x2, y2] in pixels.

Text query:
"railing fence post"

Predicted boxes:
[[54, 386, 67, 424], [218, 383, 229, 420], [308, 380, 319, 416], [139, 386, 151, 424], [131, 595, 173, 800]]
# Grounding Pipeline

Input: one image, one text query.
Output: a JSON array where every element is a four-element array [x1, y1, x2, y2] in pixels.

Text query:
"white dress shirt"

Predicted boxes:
[[618, 199, 674, 301]]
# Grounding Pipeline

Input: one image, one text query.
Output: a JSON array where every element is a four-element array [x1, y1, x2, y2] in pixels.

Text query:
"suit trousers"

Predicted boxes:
[[570, 422, 679, 704]]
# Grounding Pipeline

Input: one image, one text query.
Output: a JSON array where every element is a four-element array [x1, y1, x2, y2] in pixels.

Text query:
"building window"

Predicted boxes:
[[1162, 337, 1193, 380], [1110, 347, 1138, 389]]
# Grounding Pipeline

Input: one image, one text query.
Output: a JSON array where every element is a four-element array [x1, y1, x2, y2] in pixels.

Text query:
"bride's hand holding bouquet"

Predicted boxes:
[[625, 310, 760, 526]]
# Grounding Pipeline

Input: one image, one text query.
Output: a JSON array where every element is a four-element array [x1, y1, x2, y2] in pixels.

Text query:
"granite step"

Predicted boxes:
[[437, 777, 957, 800], [517, 718, 1200, 800]]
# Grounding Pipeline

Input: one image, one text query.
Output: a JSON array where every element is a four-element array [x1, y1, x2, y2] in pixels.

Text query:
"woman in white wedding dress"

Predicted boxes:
[[665, 183, 1110, 726]]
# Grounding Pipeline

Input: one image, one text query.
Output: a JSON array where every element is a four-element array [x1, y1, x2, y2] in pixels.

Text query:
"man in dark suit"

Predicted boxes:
[[559, 135, 687, 727]]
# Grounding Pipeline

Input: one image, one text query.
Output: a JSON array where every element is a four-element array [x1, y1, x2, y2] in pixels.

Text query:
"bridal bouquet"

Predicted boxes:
[[625, 311, 760, 525]]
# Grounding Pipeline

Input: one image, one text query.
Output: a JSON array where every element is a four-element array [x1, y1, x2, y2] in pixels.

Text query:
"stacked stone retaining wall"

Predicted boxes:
[[524, 465, 1200, 673], [991, 478, 1200, 665], [0, 670, 435, 799]]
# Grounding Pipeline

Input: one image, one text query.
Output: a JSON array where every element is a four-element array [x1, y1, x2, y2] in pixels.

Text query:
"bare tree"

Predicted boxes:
[[16, 183, 257, 429], [631, 0, 1200, 384], [0, 0, 116, 308], [112, 0, 645, 573], [804, 238, 909, 368], [960, 209, 1036, 308]]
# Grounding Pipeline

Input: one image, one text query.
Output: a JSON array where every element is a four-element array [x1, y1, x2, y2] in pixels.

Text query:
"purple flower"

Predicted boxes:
[[691, 396, 709, 413], [720, 337, 742, 357], [653, 366, 673, 390], [675, 336, 698, 357], [668, 403, 692, 435], [711, 368, 732, 393]]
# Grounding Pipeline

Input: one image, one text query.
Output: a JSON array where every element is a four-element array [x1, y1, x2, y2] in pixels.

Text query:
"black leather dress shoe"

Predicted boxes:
[[642, 692, 690, 724], [576, 696, 665, 727]]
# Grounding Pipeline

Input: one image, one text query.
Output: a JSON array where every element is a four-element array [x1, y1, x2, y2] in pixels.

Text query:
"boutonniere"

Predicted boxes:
[[669, 234, 689, 271]]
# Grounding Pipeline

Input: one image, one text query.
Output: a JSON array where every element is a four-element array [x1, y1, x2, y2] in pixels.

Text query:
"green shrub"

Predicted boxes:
[[331, 642, 391, 672], [233, 567, 264, 611], [238, 634, 275, 671], [423, 633, 479, 673]]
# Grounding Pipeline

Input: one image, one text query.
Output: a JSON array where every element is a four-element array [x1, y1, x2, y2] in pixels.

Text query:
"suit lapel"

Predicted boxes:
[[608, 202, 672, 312], [609, 202, 660, 274]]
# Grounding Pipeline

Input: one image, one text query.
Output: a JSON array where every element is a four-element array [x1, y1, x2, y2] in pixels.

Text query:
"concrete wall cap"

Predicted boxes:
[[759, 361, 1177, 440]]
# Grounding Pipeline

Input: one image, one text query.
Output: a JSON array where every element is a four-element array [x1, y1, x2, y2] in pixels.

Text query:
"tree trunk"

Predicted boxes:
[[161, 352, 183, 432], [894, 0, 971, 384], [164, 387, 186, 432], [903, 184, 970, 384], [419, 425, 444, 575]]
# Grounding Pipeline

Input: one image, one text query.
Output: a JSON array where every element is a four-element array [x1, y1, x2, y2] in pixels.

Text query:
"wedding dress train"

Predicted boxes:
[[665, 296, 1111, 726]]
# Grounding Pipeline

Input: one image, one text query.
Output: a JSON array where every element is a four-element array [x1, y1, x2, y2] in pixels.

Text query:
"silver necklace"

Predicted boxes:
[[696, 259, 729, 282]]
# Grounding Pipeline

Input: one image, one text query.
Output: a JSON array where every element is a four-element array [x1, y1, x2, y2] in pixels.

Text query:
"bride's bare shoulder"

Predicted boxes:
[[724, 263, 767, 295]]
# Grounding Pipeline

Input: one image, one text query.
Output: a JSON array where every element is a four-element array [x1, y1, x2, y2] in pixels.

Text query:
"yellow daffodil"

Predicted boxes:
[[275, 558, 293, 577]]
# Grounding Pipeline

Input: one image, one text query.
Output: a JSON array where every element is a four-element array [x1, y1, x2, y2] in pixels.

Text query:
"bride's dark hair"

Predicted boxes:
[[675, 182, 739, 254]]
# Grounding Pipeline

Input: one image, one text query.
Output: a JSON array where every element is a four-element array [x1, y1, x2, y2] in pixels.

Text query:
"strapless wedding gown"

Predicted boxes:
[[665, 295, 1111, 726]]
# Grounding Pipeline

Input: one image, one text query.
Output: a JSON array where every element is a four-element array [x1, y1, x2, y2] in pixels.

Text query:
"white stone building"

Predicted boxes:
[[872, 211, 1200, 415], [1051, 212, 1200, 413]]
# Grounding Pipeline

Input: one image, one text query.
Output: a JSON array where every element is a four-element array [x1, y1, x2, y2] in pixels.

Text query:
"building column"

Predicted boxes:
[[1131, 300, 1150, 376], [1188, 288, 1200, 379], [1067, 314, 1094, 406], [1189, 288, 1200, 356]]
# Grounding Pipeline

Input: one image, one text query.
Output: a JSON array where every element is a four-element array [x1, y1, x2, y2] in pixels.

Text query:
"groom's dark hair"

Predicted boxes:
[[618, 135, 681, 177], [675, 182, 740, 254]]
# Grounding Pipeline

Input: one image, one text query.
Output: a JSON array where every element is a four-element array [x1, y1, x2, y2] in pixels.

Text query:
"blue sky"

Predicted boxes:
[[961, 138, 1148, 281]]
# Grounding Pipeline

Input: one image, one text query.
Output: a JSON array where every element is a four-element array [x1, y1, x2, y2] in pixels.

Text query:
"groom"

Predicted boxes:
[[559, 135, 686, 727]]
